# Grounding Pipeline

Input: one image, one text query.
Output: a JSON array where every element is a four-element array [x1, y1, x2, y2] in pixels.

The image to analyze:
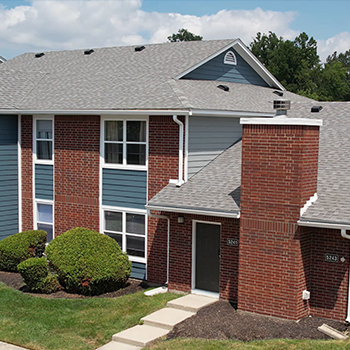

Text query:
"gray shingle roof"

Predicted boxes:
[[0, 39, 311, 113], [149, 102, 350, 226], [148, 140, 242, 216]]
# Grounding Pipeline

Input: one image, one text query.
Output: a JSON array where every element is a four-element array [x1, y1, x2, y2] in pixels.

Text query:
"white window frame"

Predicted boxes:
[[102, 206, 147, 264], [101, 116, 148, 171], [223, 50, 237, 66], [34, 199, 55, 243], [33, 115, 54, 165]]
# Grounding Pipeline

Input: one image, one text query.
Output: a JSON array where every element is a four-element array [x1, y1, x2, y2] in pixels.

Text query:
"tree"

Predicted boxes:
[[168, 28, 203, 42], [250, 31, 350, 101]]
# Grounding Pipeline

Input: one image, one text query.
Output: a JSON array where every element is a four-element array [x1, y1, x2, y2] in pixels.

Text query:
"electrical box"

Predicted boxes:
[[302, 290, 310, 300]]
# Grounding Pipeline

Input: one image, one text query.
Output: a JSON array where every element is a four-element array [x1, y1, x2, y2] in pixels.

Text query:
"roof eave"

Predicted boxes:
[[298, 219, 350, 230], [146, 204, 240, 219]]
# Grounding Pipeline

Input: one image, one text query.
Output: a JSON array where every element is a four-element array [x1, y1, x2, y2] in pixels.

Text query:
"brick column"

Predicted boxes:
[[238, 118, 321, 320], [21, 116, 33, 231], [54, 116, 100, 235]]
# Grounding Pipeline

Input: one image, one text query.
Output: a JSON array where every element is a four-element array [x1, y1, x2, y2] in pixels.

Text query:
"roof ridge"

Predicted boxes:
[[167, 79, 193, 109]]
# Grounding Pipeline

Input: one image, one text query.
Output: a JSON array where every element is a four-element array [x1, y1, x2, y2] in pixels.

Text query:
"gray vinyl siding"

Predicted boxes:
[[131, 262, 146, 280], [188, 116, 242, 178], [35, 164, 54, 200], [0, 116, 18, 240], [183, 48, 269, 87], [102, 169, 147, 209]]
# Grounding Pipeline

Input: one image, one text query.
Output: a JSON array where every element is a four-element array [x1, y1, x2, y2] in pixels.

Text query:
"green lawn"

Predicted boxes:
[[0, 282, 180, 350], [146, 338, 350, 350]]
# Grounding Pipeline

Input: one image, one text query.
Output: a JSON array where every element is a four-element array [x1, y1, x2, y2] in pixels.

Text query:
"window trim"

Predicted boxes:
[[223, 50, 237, 66], [102, 206, 147, 264], [101, 116, 148, 171], [33, 115, 54, 165], [34, 199, 55, 243]]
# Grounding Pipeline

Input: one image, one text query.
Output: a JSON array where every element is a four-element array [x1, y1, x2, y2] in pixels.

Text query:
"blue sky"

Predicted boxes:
[[0, 0, 349, 61]]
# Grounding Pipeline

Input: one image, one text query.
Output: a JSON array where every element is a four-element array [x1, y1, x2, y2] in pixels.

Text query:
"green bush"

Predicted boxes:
[[46, 227, 131, 295], [0, 230, 47, 272], [17, 257, 60, 293]]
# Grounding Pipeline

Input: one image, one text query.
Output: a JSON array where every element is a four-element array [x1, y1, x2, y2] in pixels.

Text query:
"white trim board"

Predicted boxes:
[[240, 117, 323, 126]]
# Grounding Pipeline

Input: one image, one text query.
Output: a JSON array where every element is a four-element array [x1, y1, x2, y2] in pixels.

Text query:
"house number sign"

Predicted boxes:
[[227, 238, 239, 246], [325, 253, 338, 263]]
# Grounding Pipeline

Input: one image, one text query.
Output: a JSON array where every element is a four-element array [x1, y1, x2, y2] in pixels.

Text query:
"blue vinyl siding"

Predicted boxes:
[[102, 169, 147, 209], [183, 48, 269, 87], [131, 262, 146, 280], [35, 164, 54, 200], [0, 116, 18, 240]]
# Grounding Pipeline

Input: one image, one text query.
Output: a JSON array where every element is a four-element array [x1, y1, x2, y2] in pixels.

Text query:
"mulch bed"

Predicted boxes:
[[168, 300, 349, 341], [1, 271, 349, 340], [0, 271, 147, 299]]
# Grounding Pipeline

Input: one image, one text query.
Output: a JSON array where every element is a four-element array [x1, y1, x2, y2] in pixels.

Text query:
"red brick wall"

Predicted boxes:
[[147, 116, 185, 284], [238, 124, 320, 320], [54, 116, 100, 234], [308, 227, 349, 320], [21, 116, 33, 231]]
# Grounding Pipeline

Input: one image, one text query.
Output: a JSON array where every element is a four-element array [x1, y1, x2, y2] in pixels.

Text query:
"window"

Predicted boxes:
[[104, 120, 147, 166], [36, 202, 54, 242], [104, 210, 146, 261], [35, 119, 53, 161], [224, 51, 237, 65]]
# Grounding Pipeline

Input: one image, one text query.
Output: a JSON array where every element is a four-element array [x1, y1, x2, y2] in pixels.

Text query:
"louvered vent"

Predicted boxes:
[[224, 51, 237, 65]]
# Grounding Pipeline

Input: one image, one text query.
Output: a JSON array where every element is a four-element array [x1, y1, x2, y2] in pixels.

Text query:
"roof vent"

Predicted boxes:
[[273, 90, 284, 97], [224, 51, 237, 65], [311, 105, 323, 113], [217, 84, 230, 92], [135, 46, 145, 52], [35, 52, 45, 58], [84, 49, 94, 55], [273, 99, 291, 116]]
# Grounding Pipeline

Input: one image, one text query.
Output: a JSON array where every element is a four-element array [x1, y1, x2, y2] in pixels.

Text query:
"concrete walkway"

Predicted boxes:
[[97, 294, 218, 350], [0, 342, 29, 350]]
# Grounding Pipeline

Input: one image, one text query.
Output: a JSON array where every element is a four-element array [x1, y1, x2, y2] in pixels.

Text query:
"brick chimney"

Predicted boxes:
[[238, 116, 322, 320]]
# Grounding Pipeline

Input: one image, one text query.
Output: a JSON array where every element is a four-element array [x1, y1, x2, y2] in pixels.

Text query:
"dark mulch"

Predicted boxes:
[[0, 271, 147, 299], [168, 300, 349, 342]]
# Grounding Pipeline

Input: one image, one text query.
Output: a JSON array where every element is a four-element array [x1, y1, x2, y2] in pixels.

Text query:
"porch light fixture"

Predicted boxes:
[[177, 215, 184, 224]]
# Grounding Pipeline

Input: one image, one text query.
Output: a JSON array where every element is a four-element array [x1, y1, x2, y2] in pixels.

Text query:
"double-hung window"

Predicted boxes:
[[35, 119, 53, 162], [36, 202, 54, 242], [104, 120, 147, 167], [104, 210, 146, 261]]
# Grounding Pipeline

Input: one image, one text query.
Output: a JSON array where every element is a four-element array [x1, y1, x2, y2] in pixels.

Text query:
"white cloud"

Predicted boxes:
[[0, 0, 300, 58], [318, 32, 350, 62]]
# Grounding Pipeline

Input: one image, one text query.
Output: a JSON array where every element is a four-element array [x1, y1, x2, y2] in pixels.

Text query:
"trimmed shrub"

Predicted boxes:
[[46, 227, 132, 295], [0, 230, 47, 272], [17, 257, 60, 293]]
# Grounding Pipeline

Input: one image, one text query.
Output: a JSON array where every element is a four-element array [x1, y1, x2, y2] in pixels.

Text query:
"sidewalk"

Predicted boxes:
[[0, 342, 28, 350]]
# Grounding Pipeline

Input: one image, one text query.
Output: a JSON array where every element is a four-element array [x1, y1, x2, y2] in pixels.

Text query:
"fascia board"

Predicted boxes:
[[298, 220, 350, 230], [146, 204, 240, 219], [0, 109, 191, 116]]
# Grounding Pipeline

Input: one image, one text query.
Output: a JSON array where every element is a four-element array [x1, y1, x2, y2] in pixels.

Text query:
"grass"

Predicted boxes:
[[146, 338, 350, 350], [0, 282, 180, 350]]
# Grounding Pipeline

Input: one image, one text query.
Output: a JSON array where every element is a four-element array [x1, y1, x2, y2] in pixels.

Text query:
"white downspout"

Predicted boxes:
[[341, 229, 350, 322], [173, 115, 184, 187], [147, 210, 170, 287]]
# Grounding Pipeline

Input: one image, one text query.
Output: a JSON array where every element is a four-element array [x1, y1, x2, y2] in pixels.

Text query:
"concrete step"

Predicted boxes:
[[112, 325, 169, 348], [167, 294, 218, 313], [96, 341, 141, 350], [141, 307, 195, 330]]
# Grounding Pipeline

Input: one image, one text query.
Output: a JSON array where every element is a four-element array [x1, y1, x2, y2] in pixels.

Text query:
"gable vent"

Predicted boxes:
[[35, 52, 45, 58], [273, 90, 284, 97], [217, 84, 230, 92], [84, 49, 94, 55], [135, 46, 145, 52], [311, 105, 323, 113], [224, 51, 237, 65]]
